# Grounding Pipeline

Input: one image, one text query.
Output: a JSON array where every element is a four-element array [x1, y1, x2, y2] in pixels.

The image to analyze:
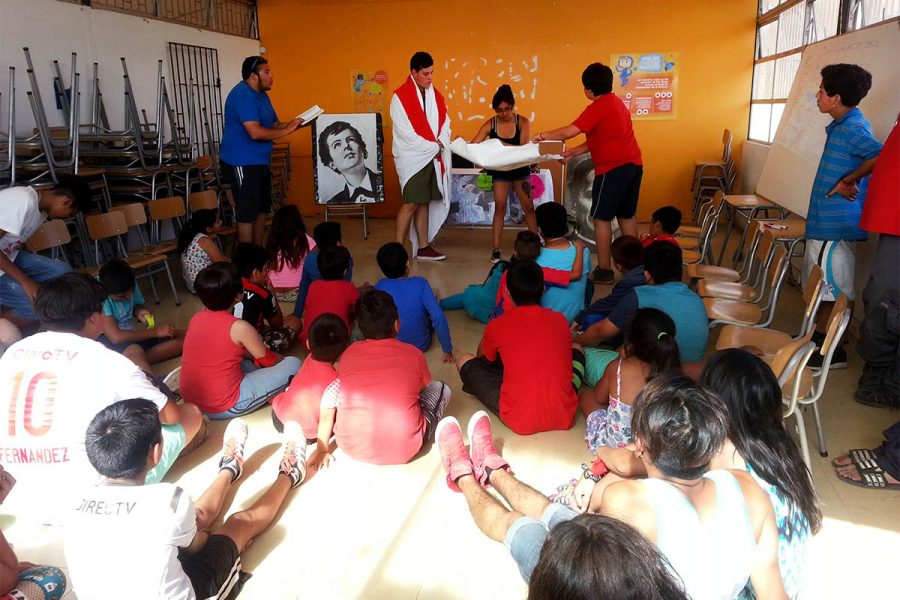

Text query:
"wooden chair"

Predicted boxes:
[[687, 224, 773, 286], [705, 244, 789, 330], [777, 341, 818, 468], [716, 193, 785, 266], [148, 196, 186, 248], [681, 190, 727, 265], [697, 230, 780, 301], [26, 218, 72, 263], [716, 265, 824, 355], [83, 211, 180, 305]]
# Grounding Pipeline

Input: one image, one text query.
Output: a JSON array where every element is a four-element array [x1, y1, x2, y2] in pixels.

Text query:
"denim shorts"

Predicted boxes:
[[504, 502, 577, 582]]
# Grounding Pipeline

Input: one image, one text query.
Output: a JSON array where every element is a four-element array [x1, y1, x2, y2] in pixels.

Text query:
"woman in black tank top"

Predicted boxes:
[[471, 85, 537, 263]]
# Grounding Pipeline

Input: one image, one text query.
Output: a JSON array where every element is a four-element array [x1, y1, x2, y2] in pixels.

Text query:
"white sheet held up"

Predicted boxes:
[[449, 138, 562, 171]]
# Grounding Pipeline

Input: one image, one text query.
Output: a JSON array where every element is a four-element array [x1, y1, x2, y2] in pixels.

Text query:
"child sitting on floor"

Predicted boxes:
[[271, 313, 349, 441], [374, 242, 454, 362], [232, 242, 294, 353], [288, 222, 354, 332], [310, 290, 452, 468], [302, 245, 359, 341], [439, 259, 508, 324], [575, 236, 645, 330], [97, 258, 184, 373], [640, 205, 681, 247], [180, 262, 301, 419], [265, 205, 316, 301], [179, 208, 228, 293], [65, 399, 308, 600]]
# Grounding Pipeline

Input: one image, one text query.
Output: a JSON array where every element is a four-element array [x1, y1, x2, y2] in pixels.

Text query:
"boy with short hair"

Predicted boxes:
[[232, 242, 294, 353], [289, 221, 354, 328], [310, 290, 451, 468], [374, 242, 454, 362], [97, 258, 184, 372], [271, 313, 349, 439], [65, 399, 308, 600], [576, 235, 646, 329], [0, 273, 202, 519], [640, 205, 682, 247], [458, 260, 583, 435], [302, 245, 360, 338]]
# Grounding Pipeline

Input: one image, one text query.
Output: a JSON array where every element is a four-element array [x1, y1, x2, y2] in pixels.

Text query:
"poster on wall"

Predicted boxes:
[[312, 113, 385, 205], [610, 52, 679, 120], [351, 70, 389, 115], [447, 168, 554, 227]]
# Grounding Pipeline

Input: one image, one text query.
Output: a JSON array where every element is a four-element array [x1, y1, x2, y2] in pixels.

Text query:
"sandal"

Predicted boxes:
[[836, 468, 900, 491], [831, 448, 883, 473]]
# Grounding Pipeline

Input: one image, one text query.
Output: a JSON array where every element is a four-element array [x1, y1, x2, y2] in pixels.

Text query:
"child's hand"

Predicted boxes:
[[443, 351, 456, 364], [573, 239, 585, 253], [573, 475, 597, 514], [308, 450, 334, 472], [155, 325, 176, 339], [135, 309, 152, 323], [827, 179, 858, 200], [570, 322, 583, 335]]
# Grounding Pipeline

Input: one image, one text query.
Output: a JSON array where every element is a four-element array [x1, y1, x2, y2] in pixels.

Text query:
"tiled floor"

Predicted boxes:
[[2, 218, 897, 599]]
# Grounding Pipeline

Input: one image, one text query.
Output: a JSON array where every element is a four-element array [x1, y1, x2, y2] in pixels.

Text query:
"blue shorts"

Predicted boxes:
[[145, 423, 187, 484], [504, 503, 577, 582]]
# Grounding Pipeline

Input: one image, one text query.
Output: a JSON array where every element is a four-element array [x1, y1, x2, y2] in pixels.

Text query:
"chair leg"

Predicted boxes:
[[793, 409, 812, 469], [162, 260, 181, 307], [811, 401, 828, 457], [146, 270, 160, 304]]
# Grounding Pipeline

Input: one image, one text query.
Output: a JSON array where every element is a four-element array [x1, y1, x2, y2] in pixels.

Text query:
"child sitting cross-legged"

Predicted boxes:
[[301, 245, 359, 342], [97, 258, 184, 373], [270, 313, 349, 441], [64, 399, 309, 600], [180, 262, 301, 419], [374, 242, 454, 362], [309, 290, 452, 468], [575, 235, 646, 331], [232, 242, 295, 354], [179, 208, 228, 294]]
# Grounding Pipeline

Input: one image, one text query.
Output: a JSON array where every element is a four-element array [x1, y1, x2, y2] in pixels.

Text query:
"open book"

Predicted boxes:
[[296, 105, 324, 123]]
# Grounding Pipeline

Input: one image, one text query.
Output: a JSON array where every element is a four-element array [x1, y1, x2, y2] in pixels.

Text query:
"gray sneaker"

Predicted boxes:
[[279, 421, 308, 488], [219, 419, 249, 483]]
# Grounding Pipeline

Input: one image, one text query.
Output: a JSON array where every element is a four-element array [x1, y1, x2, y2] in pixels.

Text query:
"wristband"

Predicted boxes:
[[254, 349, 281, 368], [582, 458, 609, 482]]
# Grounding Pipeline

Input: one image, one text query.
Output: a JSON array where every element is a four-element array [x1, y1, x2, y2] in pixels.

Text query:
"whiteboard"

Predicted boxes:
[[756, 20, 900, 217]]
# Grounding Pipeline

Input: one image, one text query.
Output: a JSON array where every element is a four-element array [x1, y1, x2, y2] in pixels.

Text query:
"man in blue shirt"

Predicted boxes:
[[220, 56, 303, 244], [805, 63, 882, 368]]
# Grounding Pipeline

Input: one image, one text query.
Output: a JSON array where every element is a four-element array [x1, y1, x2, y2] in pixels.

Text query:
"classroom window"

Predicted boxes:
[[749, 0, 898, 143]]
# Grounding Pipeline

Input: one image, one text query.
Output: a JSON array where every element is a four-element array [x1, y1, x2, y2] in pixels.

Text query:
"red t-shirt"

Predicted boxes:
[[572, 94, 642, 175], [181, 310, 245, 413], [303, 280, 360, 335], [494, 266, 571, 315], [859, 114, 899, 236], [481, 304, 578, 434], [334, 338, 430, 464], [270, 357, 337, 438]]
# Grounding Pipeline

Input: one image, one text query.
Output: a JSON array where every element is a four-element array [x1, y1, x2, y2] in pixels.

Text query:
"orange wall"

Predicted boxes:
[[258, 0, 757, 219]]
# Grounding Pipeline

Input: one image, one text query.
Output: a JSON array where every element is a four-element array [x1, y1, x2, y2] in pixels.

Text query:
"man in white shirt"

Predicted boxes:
[[0, 177, 92, 324], [0, 273, 202, 520]]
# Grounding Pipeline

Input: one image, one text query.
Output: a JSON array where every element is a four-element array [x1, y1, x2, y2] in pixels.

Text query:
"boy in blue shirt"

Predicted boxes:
[[374, 242, 454, 363], [575, 235, 645, 330]]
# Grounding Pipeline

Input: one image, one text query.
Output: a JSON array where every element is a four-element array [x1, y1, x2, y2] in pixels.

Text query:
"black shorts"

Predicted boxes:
[[220, 162, 272, 223], [459, 356, 504, 414], [590, 163, 642, 221], [179, 534, 244, 600], [97, 334, 162, 355]]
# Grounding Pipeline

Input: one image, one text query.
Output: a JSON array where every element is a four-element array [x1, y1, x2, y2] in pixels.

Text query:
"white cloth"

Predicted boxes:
[[0, 332, 167, 519], [65, 482, 198, 600], [449, 138, 562, 171], [0, 186, 46, 276], [390, 77, 452, 251]]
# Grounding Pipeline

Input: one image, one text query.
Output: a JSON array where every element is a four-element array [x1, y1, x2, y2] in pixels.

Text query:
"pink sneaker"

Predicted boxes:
[[416, 245, 446, 261], [467, 410, 509, 487], [435, 417, 473, 492]]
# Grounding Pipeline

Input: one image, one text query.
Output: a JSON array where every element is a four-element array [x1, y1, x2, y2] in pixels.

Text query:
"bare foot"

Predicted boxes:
[[836, 464, 899, 485]]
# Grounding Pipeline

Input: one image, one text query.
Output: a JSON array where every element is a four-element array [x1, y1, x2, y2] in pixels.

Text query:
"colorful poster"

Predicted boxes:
[[610, 52, 679, 120], [351, 70, 388, 115]]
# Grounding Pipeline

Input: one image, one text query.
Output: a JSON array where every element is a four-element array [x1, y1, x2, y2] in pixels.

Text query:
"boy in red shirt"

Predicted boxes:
[[640, 205, 682, 248], [458, 260, 584, 435], [233, 243, 294, 353], [534, 62, 642, 284], [309, 290, 451, 467], [301, 245, 359, 342], [270, 313, 349, 442]]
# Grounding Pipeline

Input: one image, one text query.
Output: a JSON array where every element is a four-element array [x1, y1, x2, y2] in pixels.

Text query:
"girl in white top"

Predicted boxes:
[[178, 209, 228, 293], [599, 374, 788, 600]]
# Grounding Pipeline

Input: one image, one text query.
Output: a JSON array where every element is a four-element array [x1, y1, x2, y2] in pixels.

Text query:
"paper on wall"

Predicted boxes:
[[449, 138, 562, 171]]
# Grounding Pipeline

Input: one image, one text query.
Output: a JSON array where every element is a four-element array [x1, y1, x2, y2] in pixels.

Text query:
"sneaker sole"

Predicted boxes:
[[416, 255, 446, 261], [466, 410, 490, 447]]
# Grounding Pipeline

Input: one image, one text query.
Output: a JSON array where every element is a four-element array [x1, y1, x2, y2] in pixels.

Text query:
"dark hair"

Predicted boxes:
[[643, 241, 682, 284], [701, 349, 822, 533], [376, 242, 409, 279], [98, 258, 136, 295], [232, 243, 269, 279], [820, 63, 872, 107], [356, 290, 398, 340], [265, 205, 309, 272], [624, 308, 681, 376], [85, 399, 162, 480], [241, 55, 268, 80], [34, 272, 106, 331], [177, 208, 218, 253], [529, 514, 688, 600], [318, 245, 351, 281], [195, 262, 242, 311], [492, 84, 515, 109], [55, 176, 93, 212], [507, 260, 544, 306], [514, 231, 542, 261], [582, 63, 613, 96], [318, 121, 367, 171], [610, 235, 644, 271], [651, 206, 682, 234], [312, 221, 342, 248], [536, 202, 568, 238], [631, 373, 728, 480], [307, 313, 350, 363], [410, 51, 434, 71]]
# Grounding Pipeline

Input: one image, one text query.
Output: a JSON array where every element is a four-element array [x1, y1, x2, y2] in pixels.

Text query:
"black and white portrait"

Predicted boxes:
[[564, 154, 619, 249], [313, 113, 385, 205]]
